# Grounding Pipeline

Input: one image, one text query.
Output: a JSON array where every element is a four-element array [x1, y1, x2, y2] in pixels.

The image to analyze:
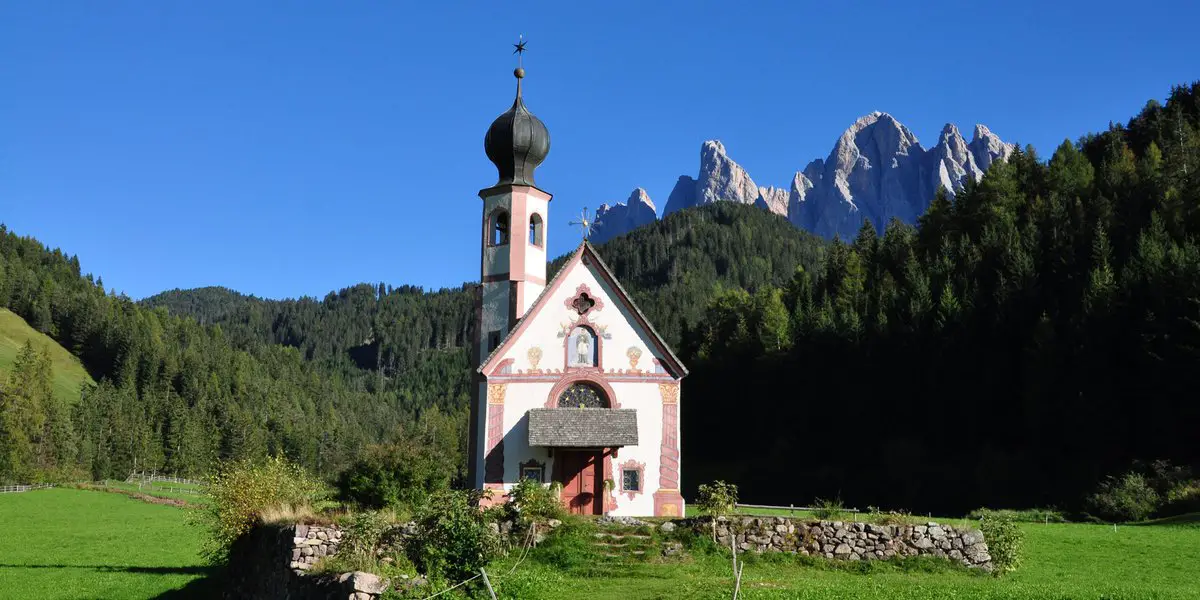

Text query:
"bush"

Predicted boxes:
[[507, 478, 565, 529], [695, 480, 738, 518], [866, 506, 913, 525], [978, 510, 1024, 575], [1163, 481, 1200, 515], [405, 490, 498, 582], [198, 455, 328, 562], [1086, 472, 1161, 522], [336, 436, 456, 512], [965, 507, 1067, 523], [314, 511, 417, 578], [812, 497, 846, 520]]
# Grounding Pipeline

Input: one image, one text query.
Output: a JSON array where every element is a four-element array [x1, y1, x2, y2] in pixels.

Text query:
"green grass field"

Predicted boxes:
[[0, 308, 94, 405], [0, 488, 209, 600], [1, 487, 1197, 599], [489, 516, 1200, 600]]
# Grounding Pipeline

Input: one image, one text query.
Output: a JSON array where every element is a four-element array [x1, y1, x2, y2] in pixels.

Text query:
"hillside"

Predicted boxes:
[[0, 309, 95, 405]]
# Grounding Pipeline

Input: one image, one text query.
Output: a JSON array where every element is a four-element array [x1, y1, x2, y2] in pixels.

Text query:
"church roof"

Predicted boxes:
[[477, 240, 688, 378], [528, 408, 639, 447]]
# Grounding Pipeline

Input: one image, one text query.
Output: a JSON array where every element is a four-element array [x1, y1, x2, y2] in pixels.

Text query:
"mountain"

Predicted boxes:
[[598, 113, 1013, 242], [592, 188, 657, 244]]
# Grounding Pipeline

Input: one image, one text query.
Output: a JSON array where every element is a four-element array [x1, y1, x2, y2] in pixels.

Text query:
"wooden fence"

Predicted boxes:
[[0, 484, 54, 494]]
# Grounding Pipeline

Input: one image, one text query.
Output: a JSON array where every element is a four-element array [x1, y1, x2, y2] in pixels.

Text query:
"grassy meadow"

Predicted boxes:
[[0, 308, 94, 405], [0, 488, 208, 600], [0, 487, 1197, 599], [492, 517, 1200, 600]]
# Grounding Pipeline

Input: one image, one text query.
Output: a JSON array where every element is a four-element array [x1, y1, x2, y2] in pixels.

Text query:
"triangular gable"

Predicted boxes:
[[478, 241, 688, 378]]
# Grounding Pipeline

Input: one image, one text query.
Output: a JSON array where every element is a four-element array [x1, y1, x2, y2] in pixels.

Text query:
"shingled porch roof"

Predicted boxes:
[[527, 408, 639, 448]]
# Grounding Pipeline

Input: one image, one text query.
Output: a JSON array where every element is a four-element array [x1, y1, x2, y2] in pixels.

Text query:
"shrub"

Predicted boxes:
[[1086, 472, 1161, 522], [695, 480, 738, 518], [812, 496, 846, 520], [695, 480, 738, 542], [507, 478, 565, 529], [978, 510, 1024, 575], [315, 511, 416, 578], [866, 506, 913, 525], [336, 436, 456, 512], [405, 490, 498, 582], [965, 507, 1067, 523], [198, 455, 328, 562], [1163, 480, 1200, 515]]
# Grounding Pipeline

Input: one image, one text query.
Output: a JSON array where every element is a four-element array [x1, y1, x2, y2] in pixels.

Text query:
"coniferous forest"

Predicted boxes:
[[2, 83, 1199, 515]]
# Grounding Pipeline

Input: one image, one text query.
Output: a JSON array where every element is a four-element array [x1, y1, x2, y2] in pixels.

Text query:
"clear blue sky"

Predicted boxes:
[[2, 1, 1197, 300]]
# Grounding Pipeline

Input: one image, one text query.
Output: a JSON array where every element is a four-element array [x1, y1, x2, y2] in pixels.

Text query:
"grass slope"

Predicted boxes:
[[493, 519, 1200, 599], [0, 308, 94, 404], [0, 488, 208, 600]]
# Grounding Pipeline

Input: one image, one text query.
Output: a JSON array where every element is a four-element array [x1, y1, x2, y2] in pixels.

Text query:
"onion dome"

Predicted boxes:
[[484, 68, 550, 188]]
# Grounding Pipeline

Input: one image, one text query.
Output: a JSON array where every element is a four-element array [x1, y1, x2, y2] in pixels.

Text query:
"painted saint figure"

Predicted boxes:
[[576, 332, 590, 365]]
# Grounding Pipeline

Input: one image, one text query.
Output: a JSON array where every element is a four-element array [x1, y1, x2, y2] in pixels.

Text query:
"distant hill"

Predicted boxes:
[[140, 286, 260, 324], [0, 308, 94, 405]]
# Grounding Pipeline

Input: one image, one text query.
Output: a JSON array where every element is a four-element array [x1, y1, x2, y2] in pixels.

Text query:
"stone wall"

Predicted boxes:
[[225, 522, 397, 600], [701, 517, 993, 571], [290, 523, 343, 573]]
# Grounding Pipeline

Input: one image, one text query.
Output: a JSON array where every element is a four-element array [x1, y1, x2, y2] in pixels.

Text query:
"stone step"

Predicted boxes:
[[592, 532, 651, 540]]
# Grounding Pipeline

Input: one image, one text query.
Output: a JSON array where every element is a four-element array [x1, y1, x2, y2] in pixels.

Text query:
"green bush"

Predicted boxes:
[[336, 436, 456, 512], [695, 480, 738, 518], [315, 511, 417, 579], [405, 490, 498, 582], [1086, 472, 1161, 522], [978, 510, 1024, 575], [507, 478, 565, 529], [965, 507, 1067, 523], [812, 497, 846, 520], [1164, 481, 1200, 515], [198, 455, 328, 562]]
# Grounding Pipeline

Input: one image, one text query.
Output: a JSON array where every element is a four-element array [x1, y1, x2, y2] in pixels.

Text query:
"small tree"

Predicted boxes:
[[979, 510, 1024, 575], [695, 480, 739, 542], [1086, 472, 1160, 522], [406, 490, 498, 583], [198, 455, 327, 562]]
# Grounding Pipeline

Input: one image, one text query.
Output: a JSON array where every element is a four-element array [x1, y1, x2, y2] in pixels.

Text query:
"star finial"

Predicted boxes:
[[569, 207, 597, 241]]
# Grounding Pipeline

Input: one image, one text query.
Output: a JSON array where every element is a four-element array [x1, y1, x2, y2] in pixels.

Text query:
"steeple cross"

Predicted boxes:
[[569, 207, 597, 241]]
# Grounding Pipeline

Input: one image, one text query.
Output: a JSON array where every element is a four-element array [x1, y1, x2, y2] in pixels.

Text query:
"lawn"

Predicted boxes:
[[488, 517, 1200, 600], [0, 488, 209, 600], [0, 308, 94, 405]]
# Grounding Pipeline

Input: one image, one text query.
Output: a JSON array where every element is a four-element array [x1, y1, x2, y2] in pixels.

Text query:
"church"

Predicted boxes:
[[466, 64, 688, 517]]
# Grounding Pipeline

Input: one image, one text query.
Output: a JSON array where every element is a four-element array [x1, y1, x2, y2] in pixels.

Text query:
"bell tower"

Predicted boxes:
[[477, 62, 551, 363]]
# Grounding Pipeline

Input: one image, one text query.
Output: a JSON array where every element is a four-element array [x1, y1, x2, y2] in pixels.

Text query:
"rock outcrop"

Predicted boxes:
[[592, 188, 658, 244], [600, 114, 1013, 241]]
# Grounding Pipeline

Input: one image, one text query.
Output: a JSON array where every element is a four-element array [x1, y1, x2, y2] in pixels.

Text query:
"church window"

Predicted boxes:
[[487, 330, 502, 352], [490, 210, 510, 246], [571, 293, 596, 315], [567, 327, 597, 367], [529, 213, 544, 246], [519, 460, 545, 483], [622, 468, 641, 493], [557, 382, 606, 408]]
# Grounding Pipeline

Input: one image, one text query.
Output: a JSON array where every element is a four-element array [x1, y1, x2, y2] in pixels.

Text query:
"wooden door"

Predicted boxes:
[[558, 451, 602, 515]]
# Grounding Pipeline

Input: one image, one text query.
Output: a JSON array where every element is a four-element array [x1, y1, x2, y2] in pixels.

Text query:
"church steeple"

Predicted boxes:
[[483, 65, 551, 188], [475, 46, 552, 367]]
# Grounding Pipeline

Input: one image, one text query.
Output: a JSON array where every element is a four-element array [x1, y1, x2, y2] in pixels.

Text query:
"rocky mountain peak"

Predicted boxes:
[[592, 188, 658, 244], [755, 186, 789, 217], [664, 140, 760, 216]]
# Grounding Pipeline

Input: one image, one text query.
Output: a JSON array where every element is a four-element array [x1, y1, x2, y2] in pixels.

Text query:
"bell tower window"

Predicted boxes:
[[490, 210, 510, 247], [529, 213, 544, 247]]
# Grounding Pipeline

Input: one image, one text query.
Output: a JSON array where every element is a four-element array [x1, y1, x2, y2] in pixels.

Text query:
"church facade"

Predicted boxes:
[[467, 66, 687, 517]]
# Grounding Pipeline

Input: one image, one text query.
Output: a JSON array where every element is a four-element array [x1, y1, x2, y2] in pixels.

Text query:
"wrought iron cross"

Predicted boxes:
[[569, 207, 596, 240]]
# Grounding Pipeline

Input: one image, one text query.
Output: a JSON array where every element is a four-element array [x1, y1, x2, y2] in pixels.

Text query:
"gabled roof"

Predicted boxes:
[[478, 241, 688, 378]]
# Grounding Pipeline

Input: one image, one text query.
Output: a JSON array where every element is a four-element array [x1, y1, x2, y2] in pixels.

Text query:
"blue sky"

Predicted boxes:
[[2, 1, 1197, 300]]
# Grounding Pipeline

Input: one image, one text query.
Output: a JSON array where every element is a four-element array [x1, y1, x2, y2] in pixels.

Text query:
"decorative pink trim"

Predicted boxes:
[[618, 459, 646, 501], [484, 384, 506, 484], [564, 283, 605, 315], [659, 383, 680, 489], [482, 272, 547, 285], [545, 373, 620, 409], [603, 449, 617, 514], [653, 490, 683, 517]]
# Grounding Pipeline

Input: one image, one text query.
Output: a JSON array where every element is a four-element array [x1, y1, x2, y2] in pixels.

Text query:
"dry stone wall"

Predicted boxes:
[[290, 523, 343, 573], [704, 517, 993, 571]]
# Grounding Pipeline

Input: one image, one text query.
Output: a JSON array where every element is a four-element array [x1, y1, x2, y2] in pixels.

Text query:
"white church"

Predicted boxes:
[[467, 64, 688, 517]]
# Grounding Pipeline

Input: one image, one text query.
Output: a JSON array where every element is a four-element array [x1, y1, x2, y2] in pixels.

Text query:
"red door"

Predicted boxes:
[[558, 450, 602, 515]]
